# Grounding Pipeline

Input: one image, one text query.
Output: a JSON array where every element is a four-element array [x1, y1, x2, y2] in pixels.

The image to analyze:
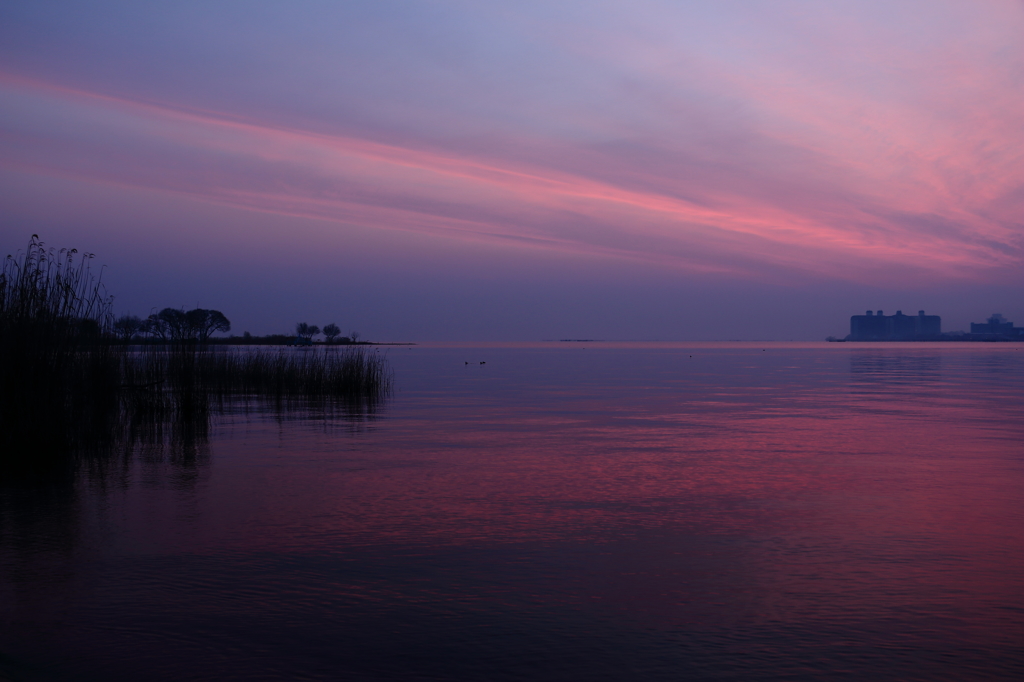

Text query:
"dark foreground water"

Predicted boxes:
[[2, 342, 1023, 681]]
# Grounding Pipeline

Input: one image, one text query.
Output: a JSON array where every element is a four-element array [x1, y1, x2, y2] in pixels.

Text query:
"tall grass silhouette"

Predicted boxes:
[[120, 345, 391, 412], [0, 236, 120, 457]]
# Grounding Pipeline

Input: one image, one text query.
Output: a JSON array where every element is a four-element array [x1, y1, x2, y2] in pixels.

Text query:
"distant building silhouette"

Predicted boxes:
[[849, 310, 941, 341], [970, 314, 1024, 340]]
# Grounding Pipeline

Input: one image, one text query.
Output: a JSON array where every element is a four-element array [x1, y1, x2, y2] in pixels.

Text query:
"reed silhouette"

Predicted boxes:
[[0, 236, 121, 459], [123, 345, 391, 403]]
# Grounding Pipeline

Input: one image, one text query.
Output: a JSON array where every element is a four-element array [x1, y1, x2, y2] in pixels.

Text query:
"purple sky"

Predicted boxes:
[[2, 1, 1022, 340]]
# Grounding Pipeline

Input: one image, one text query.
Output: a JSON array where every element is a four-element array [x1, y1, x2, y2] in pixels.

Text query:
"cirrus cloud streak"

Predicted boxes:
[[1, 0, 1023, 289]]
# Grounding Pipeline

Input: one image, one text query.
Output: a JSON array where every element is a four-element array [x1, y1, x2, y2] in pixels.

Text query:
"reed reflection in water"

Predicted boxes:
[[1, 343, 1022, 681]]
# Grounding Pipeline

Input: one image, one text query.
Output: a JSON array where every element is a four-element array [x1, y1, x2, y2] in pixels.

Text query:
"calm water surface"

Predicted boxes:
[[2, 342, 1023, 680]]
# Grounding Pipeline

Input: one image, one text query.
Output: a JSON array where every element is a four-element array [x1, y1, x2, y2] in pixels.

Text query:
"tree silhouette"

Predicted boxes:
[[147, 307, 230, 343], [153, 308, 188, 341], [142, 314, 164, 340], [113, 314, 144, 341], [295, 322, 320, 343], [186, 308, 231, 343], [322, 323, 340, 344]]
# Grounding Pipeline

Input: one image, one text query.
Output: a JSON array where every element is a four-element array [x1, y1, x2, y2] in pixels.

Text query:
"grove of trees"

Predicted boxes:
[[112, 308, 231, 343], [111, 311, 359, 345]]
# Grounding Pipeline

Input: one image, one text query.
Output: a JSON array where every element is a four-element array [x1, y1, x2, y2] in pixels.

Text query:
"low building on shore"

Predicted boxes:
[[848, 310, 941, 341], [969, 314, 1024, 340], [843, 311, 1024, 341]]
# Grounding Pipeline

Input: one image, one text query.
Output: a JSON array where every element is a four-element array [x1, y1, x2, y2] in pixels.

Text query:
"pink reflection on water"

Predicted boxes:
[[2, 343, 1022, 679]]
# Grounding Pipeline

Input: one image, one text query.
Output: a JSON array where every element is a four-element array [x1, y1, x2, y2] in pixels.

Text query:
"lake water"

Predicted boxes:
[[2, 342, 1023, 681]]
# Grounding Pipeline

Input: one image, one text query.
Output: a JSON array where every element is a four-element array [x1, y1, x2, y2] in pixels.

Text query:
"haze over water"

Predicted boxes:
[[2, 342, 1022, 680]]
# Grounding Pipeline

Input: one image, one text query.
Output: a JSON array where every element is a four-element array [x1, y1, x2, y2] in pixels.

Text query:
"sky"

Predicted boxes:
[[1, 0, 1022, 340]]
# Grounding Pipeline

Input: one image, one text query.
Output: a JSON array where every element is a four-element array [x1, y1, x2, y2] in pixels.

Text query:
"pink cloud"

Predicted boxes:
[[1, 27, 1022, 291]]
